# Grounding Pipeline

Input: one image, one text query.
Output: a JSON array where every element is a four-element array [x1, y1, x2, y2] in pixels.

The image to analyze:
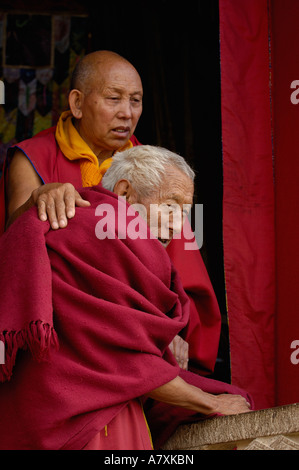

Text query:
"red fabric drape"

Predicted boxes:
[[271, 0, 299, 406], [219, 0, 276, 409]]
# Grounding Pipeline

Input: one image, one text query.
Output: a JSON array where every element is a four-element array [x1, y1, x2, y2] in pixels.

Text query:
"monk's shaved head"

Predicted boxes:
[[70, 50, 140, 94], [67, 50, 143, 156]]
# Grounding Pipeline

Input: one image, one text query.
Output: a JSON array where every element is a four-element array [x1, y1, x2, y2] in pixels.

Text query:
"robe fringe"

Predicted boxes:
[[0, 320, 59, 382]]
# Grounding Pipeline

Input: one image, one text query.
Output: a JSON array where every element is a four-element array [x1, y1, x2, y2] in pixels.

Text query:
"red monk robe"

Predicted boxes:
[[0, 187, 189, 449], [0, 124, 221, 376], [0, 186, 253, 450]]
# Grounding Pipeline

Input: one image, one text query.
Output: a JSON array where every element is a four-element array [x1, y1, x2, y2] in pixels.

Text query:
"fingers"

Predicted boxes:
[[50, 196, 67, 229], [169, 336, 189, 370], [215, 394, 252, 415], [33, 183, 90, 229], [178, 340, 189, 370], [37, 196, 63, 229], [67, 190, 91, 218]]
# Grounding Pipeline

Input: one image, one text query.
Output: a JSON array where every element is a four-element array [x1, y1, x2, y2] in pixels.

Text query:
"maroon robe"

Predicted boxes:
[[0, 186, 253, 449]]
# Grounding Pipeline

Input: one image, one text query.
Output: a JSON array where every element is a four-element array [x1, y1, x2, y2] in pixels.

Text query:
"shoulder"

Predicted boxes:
[[14, 127, 57, 153], [6, 127, 63, 185], [7, 127, 57, 163]]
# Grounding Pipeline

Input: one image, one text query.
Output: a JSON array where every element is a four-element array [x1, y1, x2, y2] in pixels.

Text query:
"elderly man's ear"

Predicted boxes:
[[113, 180, 139, 205], [68, 89, 84, 119]]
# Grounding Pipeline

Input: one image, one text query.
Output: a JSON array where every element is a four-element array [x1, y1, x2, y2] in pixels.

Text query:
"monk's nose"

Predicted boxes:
[[117, 99, 133, 119]]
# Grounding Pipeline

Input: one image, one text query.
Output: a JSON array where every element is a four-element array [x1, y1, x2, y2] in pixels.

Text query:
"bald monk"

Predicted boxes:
[[0, 50, 222, 375], [4, 50, 143, 229]]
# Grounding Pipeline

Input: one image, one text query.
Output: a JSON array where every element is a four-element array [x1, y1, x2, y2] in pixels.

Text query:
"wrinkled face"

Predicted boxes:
[[76, 61, 143, 154], [137, 166, 194, 247]]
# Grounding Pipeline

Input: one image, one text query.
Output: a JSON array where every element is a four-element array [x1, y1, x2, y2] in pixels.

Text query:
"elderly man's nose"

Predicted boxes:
[[167, 214, 183, 235], [117, 100, 133, 118]]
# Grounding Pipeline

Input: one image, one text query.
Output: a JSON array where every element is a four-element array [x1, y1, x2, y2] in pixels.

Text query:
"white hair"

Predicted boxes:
[[101, 145, 195, 198]]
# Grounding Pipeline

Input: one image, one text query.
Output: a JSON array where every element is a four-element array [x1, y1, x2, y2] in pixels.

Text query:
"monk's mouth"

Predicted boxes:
[[112, 127, 130, 136]]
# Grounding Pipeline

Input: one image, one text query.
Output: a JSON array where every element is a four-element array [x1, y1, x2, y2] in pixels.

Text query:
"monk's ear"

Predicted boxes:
[[68, 89, 83, 119], [113, 180, 138, 204]]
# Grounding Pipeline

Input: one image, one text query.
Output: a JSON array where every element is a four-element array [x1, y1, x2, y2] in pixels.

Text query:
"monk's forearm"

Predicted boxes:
[[148, 376, 218, 415], [148, 376, 251, 416]]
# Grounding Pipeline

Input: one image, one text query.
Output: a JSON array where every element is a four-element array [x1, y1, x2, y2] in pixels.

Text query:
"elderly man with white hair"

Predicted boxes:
[[101, 145, 195, 249], [0, 145, 252, 450]]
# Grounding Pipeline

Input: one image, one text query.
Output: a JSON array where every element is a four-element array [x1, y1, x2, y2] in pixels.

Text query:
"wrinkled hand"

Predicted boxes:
[[31, 183, 90, 229], [169, 335, 189, 370], [213, 394, 252, 415]]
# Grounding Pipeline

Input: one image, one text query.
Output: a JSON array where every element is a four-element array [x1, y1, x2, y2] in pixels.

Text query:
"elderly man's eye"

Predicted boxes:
[[164, 204, 175, 213], [168, 203, 181, 212], [130, 97, 142, 106]]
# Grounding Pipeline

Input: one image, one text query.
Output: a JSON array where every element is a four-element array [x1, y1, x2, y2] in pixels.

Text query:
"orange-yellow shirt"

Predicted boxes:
[[55, 110, 133, 187]]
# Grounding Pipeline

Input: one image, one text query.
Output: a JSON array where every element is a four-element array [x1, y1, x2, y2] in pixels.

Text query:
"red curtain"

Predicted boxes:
[[271, 0, 299, 406], [220, 0, 299, 409], [219, 0, 276, 409]]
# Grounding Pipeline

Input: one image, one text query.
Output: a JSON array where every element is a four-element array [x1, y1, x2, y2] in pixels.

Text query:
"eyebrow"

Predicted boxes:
[[106, 87, 143, 97], [166, 194, 193, 205]]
